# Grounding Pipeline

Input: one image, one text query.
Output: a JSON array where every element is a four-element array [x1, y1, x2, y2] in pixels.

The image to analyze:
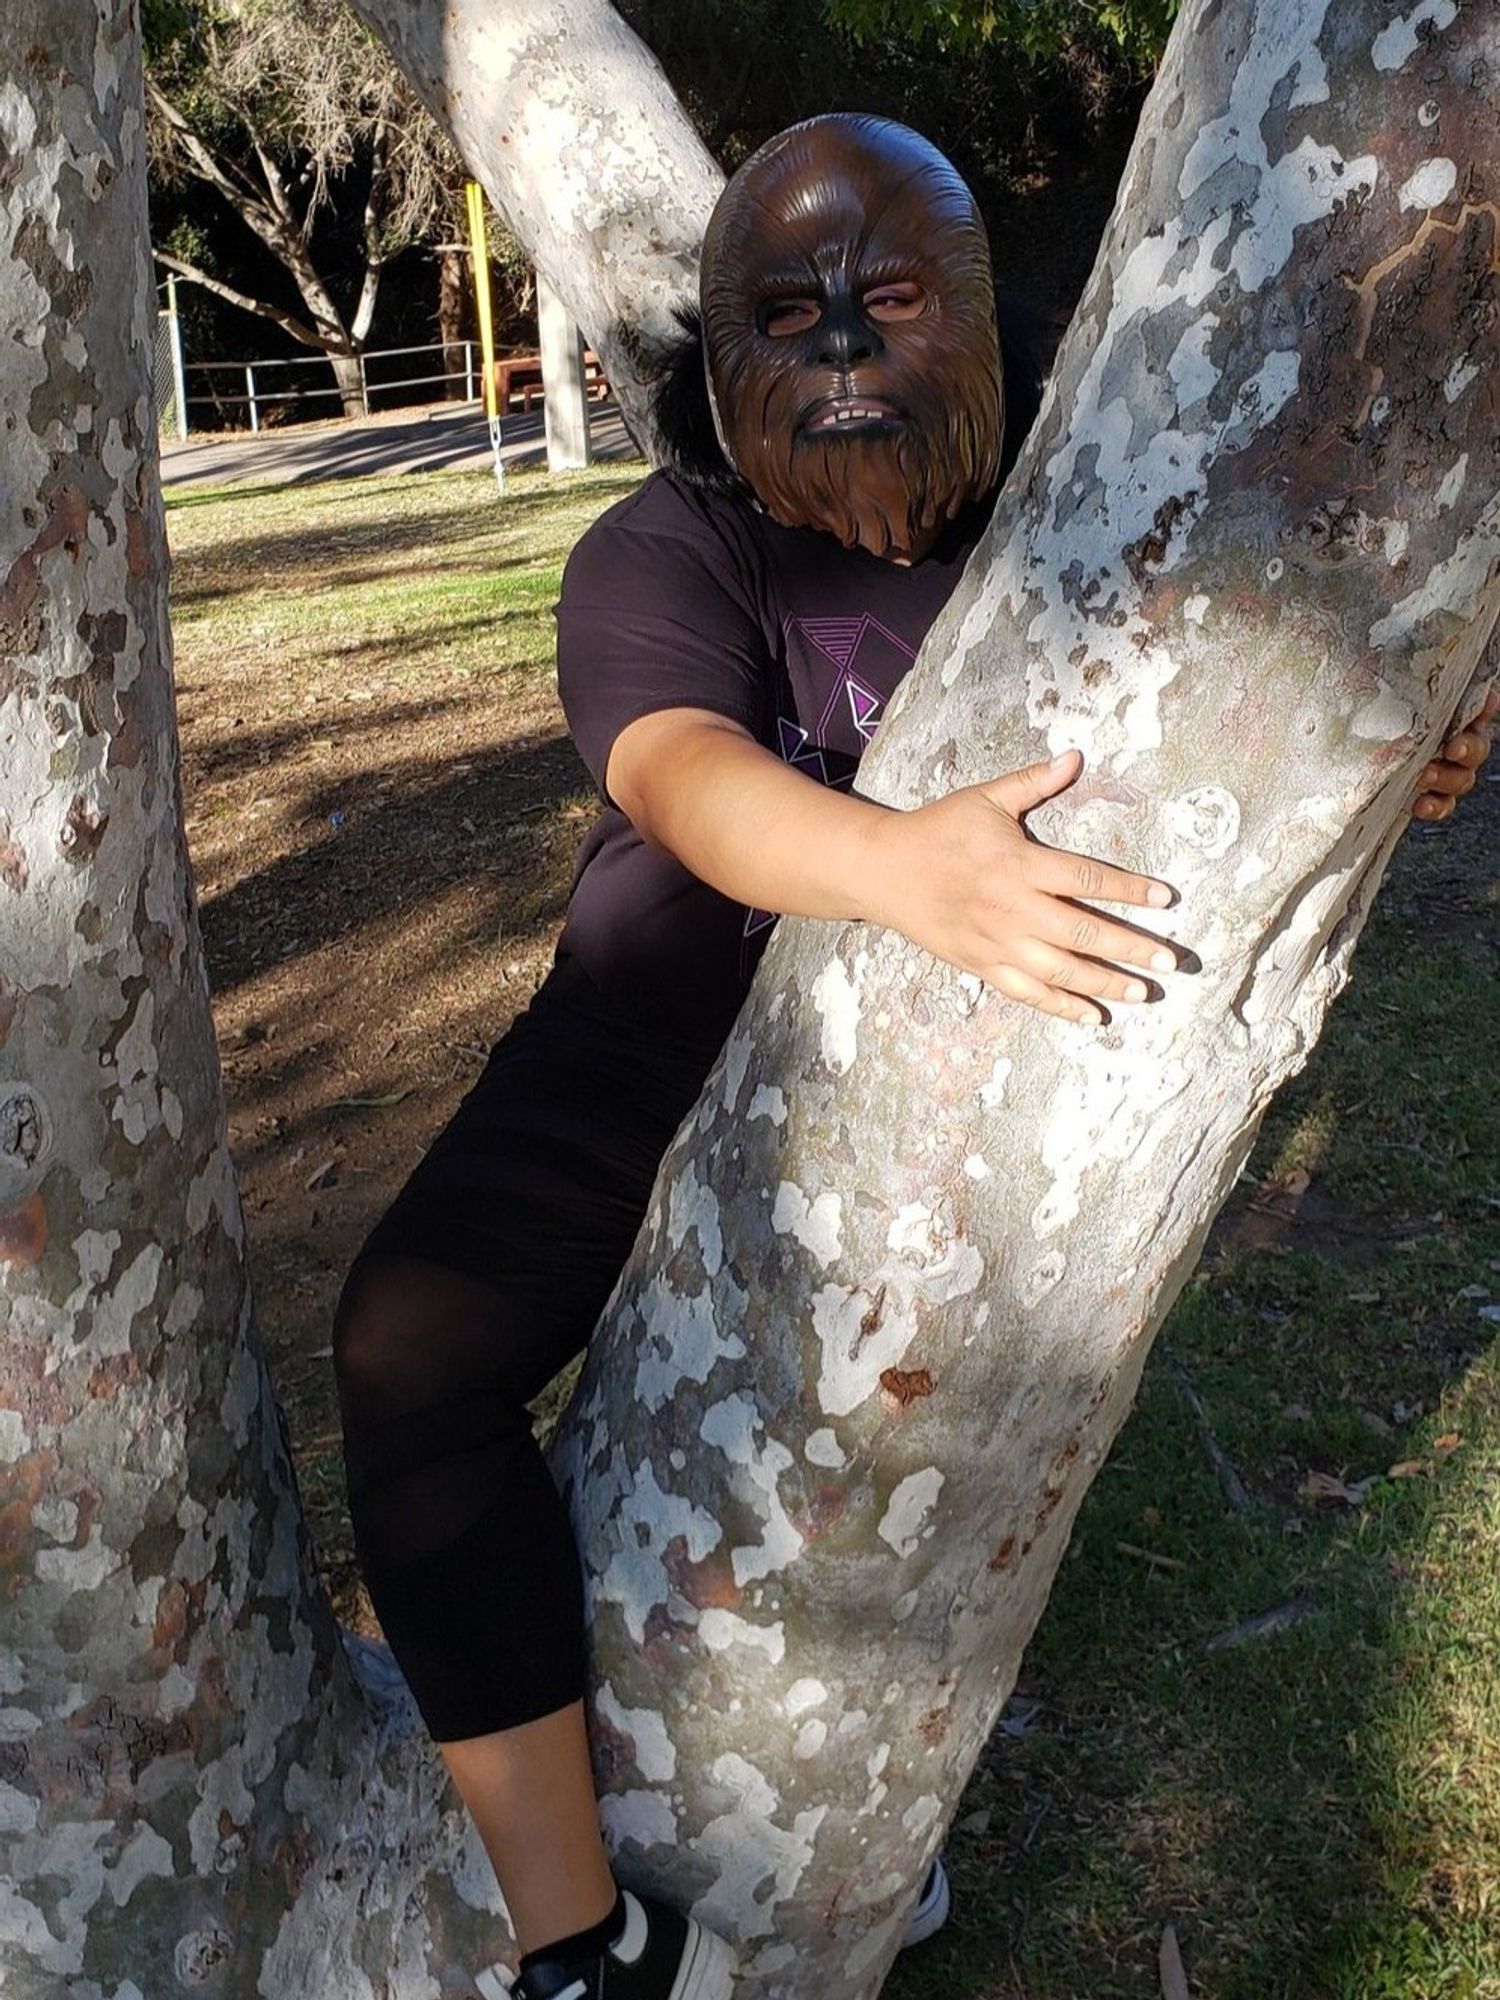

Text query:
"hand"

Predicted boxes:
[[865, 749, 1180, 1026], [1411, 686, 1497, 823]]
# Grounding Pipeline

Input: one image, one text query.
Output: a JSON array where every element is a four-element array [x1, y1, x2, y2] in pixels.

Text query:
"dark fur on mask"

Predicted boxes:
[[691, 115, 1006, 557], [652, 298, 1044, 510]]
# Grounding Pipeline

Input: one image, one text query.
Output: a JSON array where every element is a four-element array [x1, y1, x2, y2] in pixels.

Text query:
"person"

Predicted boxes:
[[332, 115, 1495, 2000]]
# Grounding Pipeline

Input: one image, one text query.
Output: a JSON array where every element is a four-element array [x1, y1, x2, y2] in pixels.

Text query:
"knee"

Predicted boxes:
[[331, 1259, 411, 1426]]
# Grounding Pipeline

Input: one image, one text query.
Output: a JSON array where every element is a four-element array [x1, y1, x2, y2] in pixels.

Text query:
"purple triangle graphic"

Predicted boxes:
[[743, 906, 778, 938], [846, 677, 883, 741], [793, 616, 866, 673]]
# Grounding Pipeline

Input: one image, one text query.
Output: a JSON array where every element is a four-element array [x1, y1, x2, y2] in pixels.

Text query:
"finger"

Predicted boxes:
[[1014, 940, 1155, 1006], [1021, 897, 1182, 977], [1411, 791, 1456, 823], [978, 749, 1083, 819], [1472, 686, 1500, 729], [1437, 730, 1488, 769], [990, 962, 1103, 1027], [1026, 845, 1175, 911], [1418, 760, 1477, 799]]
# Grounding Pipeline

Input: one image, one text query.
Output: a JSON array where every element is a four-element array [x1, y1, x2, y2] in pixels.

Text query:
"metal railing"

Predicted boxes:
[[180, 339, 483, 433]]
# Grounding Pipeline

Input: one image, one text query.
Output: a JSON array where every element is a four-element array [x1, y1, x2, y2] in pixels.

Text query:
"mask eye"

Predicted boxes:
[[760, 298, 822, 337], [863, 281, 926, 322]]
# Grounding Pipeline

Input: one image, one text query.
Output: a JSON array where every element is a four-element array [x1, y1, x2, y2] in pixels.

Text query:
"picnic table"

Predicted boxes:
[[491, 349, 611, 413]]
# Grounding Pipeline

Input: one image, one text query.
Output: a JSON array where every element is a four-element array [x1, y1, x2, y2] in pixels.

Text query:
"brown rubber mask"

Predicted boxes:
[[701, 114, 1004, 559]]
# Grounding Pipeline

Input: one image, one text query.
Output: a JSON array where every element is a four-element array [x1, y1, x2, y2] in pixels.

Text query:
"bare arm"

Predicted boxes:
[[608, 707, 1181, 1026]]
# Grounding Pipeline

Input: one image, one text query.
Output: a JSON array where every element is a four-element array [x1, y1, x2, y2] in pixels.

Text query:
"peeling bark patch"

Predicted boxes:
[[879, 1366, 934, 1408], [0, 820, 28, 892], [0, 976, 16, 1048], [877, 1468, 944, 1558], [60, 795, 108, 864], [0, 1194, 46, 1269], [0, 1088, 48, 1170]]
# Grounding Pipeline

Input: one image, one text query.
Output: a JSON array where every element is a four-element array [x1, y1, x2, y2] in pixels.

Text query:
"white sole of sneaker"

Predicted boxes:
[[668, 1918, 738, 2000], [900, 1856, 952, 1949]]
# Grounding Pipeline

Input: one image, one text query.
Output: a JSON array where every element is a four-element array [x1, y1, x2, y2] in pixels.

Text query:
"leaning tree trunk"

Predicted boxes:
[[2, 4, 1497, 2000], [546, 1, 1500, 1995], [344, 0, 723, 456]]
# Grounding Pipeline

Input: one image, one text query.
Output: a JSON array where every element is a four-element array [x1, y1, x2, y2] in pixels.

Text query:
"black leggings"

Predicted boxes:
[[332, 964, 723, 1742]]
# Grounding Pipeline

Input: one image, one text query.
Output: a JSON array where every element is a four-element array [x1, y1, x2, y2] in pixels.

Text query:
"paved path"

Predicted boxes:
[[160, 400, 638, 490]]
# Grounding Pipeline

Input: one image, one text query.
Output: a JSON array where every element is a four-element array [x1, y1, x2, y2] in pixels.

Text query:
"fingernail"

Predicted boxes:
[[1148, 883, 1173, 908], [1124, 980, 1148, 1002], [1150, 948, 1177, 973]]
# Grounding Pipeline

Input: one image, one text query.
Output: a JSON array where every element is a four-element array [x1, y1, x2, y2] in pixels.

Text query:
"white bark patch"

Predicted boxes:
[[104, 1825, 174, 1906], [1398, 157, 1457, 211], [1167, 312, 1220, 409], [978, 1056, 1013, 1108], [693, 1754, 827, 1940], [631, 1275, 747, 1413], [877, 1468, 945, 1558], [700, 1394, 804, 1586], [810, 953, 866, 1073], [812, 1282, 919, 1418], [1444, 358, 1479, 404], [35, 1526, 114, 1591], [747, 1084, 786, 1125], [1369, 494, 1500, 650], [696, 1609, 786, 1663], [0, 1782, 39, 1835], [600, 1788, 677, 1851], [719, 1028, 752, 1113], [597, 1461, 721, 1643], [665, 1161, 723, 1276], [78, 1243, 162, 1360], [1165, 785, 1241, 861], [771, 1181, 844, 1264], [1033, 1044, 1192, 1239], [597, 1684, 677, 1781], [902, 1794, 942, 1836], [1372, 0, 1457, 72], [0, 1411, 29, 1464], [793, 1718, 827, 1759], [803, 1428, 845, 1469], [1435, 454, 1468, 514], [784, 1678, 828, 1716]]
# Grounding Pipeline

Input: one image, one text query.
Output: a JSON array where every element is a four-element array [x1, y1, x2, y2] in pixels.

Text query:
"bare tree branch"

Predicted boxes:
[[151, 249, 324, 349]]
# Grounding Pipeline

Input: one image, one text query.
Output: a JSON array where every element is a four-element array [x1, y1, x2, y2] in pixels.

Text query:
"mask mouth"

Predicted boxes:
[[799, 393, 904, 437]]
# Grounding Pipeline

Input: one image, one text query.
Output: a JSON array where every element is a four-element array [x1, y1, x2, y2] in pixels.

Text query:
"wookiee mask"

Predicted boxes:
[[700, 115, 1003, 559]]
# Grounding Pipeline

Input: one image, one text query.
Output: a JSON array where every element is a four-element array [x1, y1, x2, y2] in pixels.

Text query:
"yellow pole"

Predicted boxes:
[[465, 180, 504, 488]]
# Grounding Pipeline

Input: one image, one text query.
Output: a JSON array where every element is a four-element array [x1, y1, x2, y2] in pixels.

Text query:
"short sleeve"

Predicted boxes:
[[556, 477, 772, 803]]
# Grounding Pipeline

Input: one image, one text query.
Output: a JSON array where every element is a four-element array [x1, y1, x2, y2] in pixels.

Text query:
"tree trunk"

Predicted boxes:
[[2, 4, 1497, 2000], [344, 0, 723, 456], [438, 248, 470, 398]]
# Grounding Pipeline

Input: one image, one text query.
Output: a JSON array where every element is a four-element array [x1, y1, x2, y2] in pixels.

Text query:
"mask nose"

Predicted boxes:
[[815, 305, 883, 369]]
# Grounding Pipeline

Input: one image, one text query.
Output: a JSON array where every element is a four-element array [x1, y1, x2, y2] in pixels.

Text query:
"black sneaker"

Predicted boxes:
[[509, 1892, 736, 2000]]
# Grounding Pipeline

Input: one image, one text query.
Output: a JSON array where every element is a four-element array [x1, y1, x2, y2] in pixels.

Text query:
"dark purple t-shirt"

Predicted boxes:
[[554, 471, 982, 1045]]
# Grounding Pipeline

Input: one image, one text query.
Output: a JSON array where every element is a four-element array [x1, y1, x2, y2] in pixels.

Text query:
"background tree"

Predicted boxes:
[[145, 0, 461, 415], [2, 3, 1496, 2000]]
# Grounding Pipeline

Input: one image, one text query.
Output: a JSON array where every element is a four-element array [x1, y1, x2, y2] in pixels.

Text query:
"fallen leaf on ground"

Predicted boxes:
[[1433, 1433, 1461, 1455], [1300, 1470, 1377, 1505], [304, 1157, 341, 1192], [1386, 1460, 1427, 1480]]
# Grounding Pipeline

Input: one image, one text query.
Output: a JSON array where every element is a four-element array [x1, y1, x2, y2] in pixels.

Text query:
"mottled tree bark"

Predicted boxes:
[[2, 2, 1497, 1999]]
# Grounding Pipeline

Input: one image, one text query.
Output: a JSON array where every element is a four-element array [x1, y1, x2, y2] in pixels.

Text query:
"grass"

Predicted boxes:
[[167, 465, 1500, 2000]]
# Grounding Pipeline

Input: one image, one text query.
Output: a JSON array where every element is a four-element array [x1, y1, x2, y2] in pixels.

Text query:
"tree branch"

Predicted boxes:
[[151, 251, 324, 349]]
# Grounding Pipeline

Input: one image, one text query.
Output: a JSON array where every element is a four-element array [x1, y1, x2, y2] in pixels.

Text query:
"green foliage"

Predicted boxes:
[[825, 0, 1180, 66]]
